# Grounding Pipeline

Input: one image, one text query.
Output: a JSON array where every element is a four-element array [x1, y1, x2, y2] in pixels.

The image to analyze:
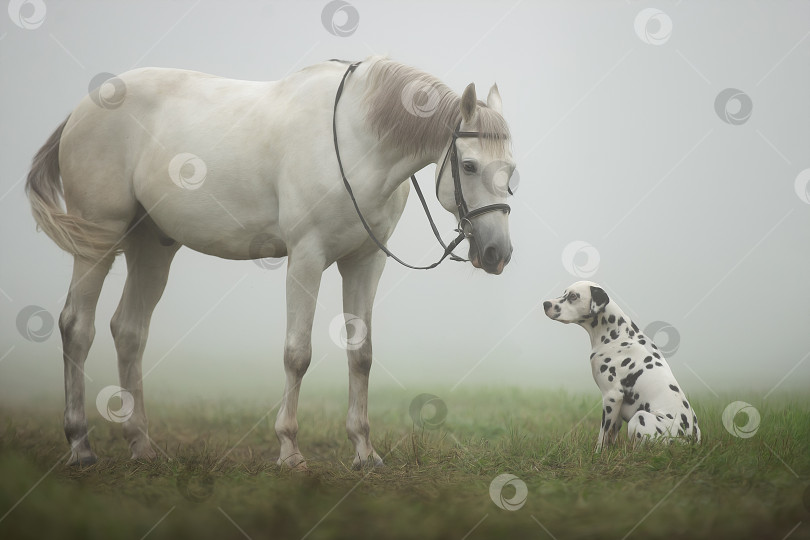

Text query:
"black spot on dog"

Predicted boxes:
[[639, 415, 646, 426], [645, 364, 653, 370], [609, 367, 616, 376], [629, 330, 635, 337], [681, 413, 689, 426], [604, 357, 612, 363], [653, 352, 661, 359], [604, 419, 612, 432], [652, 343, 658, 350], [590, 353, 596, 359], [601, 317, 607, 325], [678, 428, 685, 436], [610, 330, 619, 340], [629, 363, 636, 370], [683, 400, 689, 409], [644, 356, 653, 364], [621, 358, 631, 367], [644, 403, 651, 412], [639, 339, 646, 345], [656, 426, 663, 434], [602, 408, 605, 426], [618, 317, 625, 326], [609, 397, 615, 403], [608, 315, 616, 323], [604, 339, 611, 344], [631, 321, 639, 333], [591, 317, 599, 328], [600, 335, 606, 342], [608, 376, 614, 382], [669, 384, 679, 392], [621, 342, 628, 346], [620, 369, 644, 388], [606, 406, 612, 414], [636, 432, 642, 438], [655, 362, 663, 367], [666, 413, 673, 419], [600, 365, 608, 373]]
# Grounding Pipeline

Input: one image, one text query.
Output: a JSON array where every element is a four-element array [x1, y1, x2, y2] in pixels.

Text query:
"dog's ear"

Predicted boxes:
[[590, 286, 609, 314]]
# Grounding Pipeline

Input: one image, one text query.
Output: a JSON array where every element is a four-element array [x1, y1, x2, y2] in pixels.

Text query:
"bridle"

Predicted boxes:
[[332, 61, 512, 270]]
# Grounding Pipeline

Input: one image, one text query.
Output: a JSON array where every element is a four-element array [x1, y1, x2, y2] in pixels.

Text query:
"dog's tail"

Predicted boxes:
[[25, 116, 121, 260]]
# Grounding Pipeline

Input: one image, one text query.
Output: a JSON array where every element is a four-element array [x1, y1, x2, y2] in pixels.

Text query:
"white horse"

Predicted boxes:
[[25, 56, 515, 468]]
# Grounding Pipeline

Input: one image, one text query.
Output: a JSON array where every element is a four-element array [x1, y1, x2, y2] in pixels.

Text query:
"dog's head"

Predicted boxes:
[[543, 281, 610, 324]]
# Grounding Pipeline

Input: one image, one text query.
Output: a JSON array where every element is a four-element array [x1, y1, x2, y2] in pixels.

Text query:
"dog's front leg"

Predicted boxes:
[[596, 390, 623, 452]]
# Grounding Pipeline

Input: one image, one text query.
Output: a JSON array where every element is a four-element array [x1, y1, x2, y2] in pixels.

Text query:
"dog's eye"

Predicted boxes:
[[568, 292, 579, 302], [462, 161, 477, 174]]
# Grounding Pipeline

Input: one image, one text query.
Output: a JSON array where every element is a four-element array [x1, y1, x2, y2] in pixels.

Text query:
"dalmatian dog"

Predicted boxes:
[[543, 281, 700, 450]]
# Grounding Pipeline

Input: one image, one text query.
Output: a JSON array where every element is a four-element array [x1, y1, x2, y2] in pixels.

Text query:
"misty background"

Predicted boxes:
[[1, 0, 809, 407]]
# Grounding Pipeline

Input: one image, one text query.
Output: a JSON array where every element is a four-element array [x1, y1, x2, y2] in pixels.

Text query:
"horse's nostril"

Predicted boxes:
[[483, 246, 499, 265], [543, 301, 552, 311]]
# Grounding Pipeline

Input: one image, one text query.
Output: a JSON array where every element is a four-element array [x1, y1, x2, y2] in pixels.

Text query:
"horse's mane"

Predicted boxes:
[[362, 57, 511, 158]]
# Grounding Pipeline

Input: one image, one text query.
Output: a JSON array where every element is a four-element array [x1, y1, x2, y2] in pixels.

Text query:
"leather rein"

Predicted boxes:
[[332, 61, 511, 270]]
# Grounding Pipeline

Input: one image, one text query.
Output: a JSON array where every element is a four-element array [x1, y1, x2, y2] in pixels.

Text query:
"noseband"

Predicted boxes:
[[332, 61, 511, 270]]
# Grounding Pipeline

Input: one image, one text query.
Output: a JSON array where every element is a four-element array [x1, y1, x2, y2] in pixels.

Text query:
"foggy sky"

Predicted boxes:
[[1, 0, 809, 404]]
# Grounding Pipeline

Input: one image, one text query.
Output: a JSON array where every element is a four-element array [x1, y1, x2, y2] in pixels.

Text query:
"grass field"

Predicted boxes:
[[1, 388, 809, 540]]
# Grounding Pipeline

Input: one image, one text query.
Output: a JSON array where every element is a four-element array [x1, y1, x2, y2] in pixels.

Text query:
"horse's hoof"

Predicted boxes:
[[68, 454, 98, 468], [131, 446, 158, 460], [277, 454, 307, 470], [351, 455, 384, 470]]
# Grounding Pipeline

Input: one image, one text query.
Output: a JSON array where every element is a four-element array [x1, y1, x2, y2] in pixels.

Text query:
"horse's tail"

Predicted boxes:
[[25, 116, 120, 261]]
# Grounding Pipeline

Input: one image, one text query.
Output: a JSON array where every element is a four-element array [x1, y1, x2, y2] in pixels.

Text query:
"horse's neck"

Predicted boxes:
[[348, 63, 448, 199]]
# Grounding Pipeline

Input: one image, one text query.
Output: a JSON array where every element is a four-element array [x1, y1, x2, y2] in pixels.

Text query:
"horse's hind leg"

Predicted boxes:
[[110, 220, 179, 459], [62, 255, 115, 466]]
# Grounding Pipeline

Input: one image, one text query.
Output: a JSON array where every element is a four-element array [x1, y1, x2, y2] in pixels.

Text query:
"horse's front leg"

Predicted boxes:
[[337, 251, 387, 469], [274, 250, 324, 469]]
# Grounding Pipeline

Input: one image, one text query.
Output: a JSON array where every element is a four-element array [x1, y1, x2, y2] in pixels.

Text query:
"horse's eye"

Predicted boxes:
[[462, 161, 477, 174]]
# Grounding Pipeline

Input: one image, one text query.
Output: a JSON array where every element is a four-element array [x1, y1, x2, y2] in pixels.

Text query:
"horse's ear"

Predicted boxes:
[[461, 83, 477, 123], [487, 83, 502, 114]]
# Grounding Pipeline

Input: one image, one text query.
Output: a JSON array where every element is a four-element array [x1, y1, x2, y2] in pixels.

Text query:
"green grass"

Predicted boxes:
[[1, 388, 809, 539]]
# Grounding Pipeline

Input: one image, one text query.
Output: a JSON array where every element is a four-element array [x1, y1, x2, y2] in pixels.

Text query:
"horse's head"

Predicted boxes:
[[435, 83, 515, 275]]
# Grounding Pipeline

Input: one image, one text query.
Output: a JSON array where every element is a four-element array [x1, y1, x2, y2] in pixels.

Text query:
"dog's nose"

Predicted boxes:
[[543, 301, 552, 311]]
